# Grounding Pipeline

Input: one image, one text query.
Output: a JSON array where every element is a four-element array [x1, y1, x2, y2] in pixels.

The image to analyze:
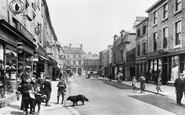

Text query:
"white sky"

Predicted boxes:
[[46, 0, 157, 54]]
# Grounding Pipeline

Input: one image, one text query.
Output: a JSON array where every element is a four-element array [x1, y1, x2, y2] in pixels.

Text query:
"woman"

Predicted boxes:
[[140, 76, 146, 93]]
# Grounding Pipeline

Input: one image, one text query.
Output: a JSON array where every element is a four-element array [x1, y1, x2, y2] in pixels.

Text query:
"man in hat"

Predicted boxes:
[[43, 76, 52, 106], [174, 73, 185, 106]]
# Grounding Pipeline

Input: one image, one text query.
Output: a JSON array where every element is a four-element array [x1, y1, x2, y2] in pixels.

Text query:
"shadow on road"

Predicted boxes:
[[10, 111, 24, 115], [129, 94, 185, 115], [93, 78, 132, 90]]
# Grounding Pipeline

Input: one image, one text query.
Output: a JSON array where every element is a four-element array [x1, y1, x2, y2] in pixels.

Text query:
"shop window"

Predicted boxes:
[[5, 48, 17, 96], [0, 45, 4, 98], [171, 56, 179, 82]]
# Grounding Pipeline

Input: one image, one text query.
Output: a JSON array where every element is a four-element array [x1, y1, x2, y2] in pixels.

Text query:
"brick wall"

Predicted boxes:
[[148, 0, 185, 53]]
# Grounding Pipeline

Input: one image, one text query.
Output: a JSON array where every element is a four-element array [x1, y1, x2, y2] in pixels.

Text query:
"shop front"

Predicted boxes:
[[0, 19, 35, 107], [147, 50, 185, 85]]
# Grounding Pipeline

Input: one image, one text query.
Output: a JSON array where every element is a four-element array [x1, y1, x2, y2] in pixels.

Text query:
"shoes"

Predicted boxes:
[[45, 104, 51, 107]]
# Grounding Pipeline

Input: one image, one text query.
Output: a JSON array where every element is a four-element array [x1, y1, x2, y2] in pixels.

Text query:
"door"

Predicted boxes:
[[162, 57, 167, 85]]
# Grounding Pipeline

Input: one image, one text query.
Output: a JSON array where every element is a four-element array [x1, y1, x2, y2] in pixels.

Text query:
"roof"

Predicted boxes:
[[146, 0, 165, 13], [63, 46, 84, 54]]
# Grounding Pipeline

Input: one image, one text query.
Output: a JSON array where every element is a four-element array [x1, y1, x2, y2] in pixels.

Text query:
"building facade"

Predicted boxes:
[[0, 0, 61, 107], [135, 18, 148, 80], [63, 44, 85, 76], [112, 30, 136, 81], [146, 0, 185, 84], [83, 53, 99, 73]]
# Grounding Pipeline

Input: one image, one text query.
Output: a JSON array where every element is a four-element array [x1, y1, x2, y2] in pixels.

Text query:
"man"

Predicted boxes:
[[20, 68, 31, 110], [43, 76, 52, 106], [56, 77, 66, 105], [174, 73, 184, 106]]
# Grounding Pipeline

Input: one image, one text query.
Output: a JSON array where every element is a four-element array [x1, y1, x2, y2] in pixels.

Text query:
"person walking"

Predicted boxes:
[[139, 76, 146, 93], [56, 77, 67, 105], [174, 73, 184, 106], [43, 76, 52, 106], [132, 76, 137, 92], [156, 77, 163, 94], [117, 71, 122, 83]]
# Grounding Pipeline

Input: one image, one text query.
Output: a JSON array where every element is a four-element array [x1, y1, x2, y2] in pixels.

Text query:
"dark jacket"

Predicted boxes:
[[43, 80, 52, 92], [57, 80, 66, 92], [174, 77, 184, 91], [22, 83, 32, 100]]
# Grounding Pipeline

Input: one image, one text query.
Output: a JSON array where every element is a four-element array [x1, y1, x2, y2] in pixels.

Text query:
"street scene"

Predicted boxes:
[[1, 0, 185, 115]]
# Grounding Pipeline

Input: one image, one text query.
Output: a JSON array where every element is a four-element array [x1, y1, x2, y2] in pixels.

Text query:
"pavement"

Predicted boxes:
[[99, 77, 185, 104], [0, 79, 77, 115], [0, 76, 184, 115]]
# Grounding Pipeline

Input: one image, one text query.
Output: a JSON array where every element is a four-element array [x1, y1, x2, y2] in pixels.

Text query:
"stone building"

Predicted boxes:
[[63, 44, 85, 75], [0, 0, 61, 107], [146, 0, 185, 84], [112, 30, 136, 81], [135, 18, 148, 80]]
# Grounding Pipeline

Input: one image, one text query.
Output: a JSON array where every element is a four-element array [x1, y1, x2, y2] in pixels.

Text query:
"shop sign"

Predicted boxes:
[[9, 0, 24, 14]]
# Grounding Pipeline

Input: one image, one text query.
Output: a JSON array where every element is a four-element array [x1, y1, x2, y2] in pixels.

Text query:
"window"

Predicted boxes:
[[67, 55, 69, 59], [163, 27, 168, 48], [25, 0, 29, 9], [142, 42, 146, 55], [114, 52, 116, 63], [79, 60, 81, 65], [175, 21, 181, 45], [79, 55, 81, 59], [137, 29, 141, 37], [163, 3, 168, 19], [121, 50, 123, 61], [73, 55, 75, 59], [153, 11, 157, 25], [142, 25, 146, 35], [137, 44, 140, 56], [175, 0, 182, 12], [153, 32, 157, 51], [73, 61, 75, 65]]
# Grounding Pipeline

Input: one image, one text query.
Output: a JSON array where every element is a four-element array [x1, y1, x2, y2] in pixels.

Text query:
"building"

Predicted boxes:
[[99, 45, 112, 78], [146, 0, 185, 85], [83, 52, 99, 73], [0, 0, 61, 107], [135, 18, 148, 80], [63, 44, 85, 75], [112, 30, 136, 81]]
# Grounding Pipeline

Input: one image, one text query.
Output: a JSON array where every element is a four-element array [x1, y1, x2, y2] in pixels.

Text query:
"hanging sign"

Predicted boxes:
[[9, 0, 24, 14]]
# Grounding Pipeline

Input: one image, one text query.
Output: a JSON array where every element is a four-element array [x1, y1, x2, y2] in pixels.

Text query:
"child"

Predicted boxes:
[[156, 78, 163, 94], [132, 76, 137, 92]]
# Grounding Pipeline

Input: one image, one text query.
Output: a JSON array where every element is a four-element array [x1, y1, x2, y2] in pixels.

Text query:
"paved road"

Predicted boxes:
[[66, 75, 185, 115]]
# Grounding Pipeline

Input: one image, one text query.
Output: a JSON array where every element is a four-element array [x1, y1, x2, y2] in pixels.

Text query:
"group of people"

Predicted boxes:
[[131, 75, 163, 94], [18, 68, 52, 115], [131, 73, 185, 106]]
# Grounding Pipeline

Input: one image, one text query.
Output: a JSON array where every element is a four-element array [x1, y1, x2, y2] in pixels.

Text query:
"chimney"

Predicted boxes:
[[108, 45, 112, 49], [113, 34, 117, 42], [80, 44, 83, 49], [120, 29, 125, 38], [69, 43, 71, 48]]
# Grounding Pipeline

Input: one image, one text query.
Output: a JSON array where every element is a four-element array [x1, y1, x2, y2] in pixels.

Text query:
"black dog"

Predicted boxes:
[[67, 94, 89, 106]]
